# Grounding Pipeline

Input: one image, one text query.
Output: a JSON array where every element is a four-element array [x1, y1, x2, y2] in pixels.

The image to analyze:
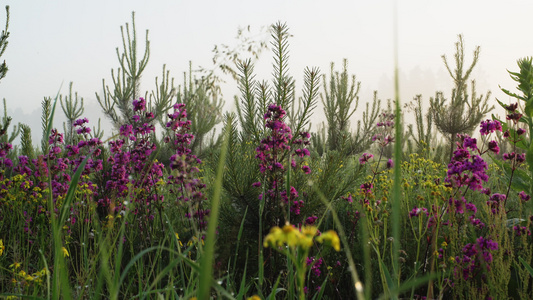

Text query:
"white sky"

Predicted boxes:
[[0, 0, 532, 143]]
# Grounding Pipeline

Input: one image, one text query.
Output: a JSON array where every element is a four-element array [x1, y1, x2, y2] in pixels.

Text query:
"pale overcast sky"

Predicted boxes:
[[0, 0, 532, 143]]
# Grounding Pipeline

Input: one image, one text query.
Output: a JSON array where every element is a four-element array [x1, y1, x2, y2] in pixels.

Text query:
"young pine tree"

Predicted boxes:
[[321, 59, 380, 156], [430, 34, 493, 161]]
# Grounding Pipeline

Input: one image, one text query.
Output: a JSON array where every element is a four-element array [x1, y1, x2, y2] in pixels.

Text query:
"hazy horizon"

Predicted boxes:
[[1, 0, 531, 145]]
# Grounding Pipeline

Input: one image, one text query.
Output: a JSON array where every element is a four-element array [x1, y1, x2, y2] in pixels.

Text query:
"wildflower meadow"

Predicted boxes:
[[1, 8, 533, 300]]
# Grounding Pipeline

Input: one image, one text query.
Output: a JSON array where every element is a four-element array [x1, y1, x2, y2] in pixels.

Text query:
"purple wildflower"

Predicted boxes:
[[519, 191, 530, 202], [479, 119, 502, 135], [386, 158, 394, 168], [488, 140, 499, 154], [359, 153, 373, 165]]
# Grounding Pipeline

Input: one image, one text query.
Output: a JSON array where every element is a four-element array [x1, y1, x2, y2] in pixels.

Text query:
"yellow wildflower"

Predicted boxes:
[[9, 262, 21, 269], [282, 224, 300, 248], [263, 226, 283, 248], [188, 236, 204, 246], [247, 296, 261, 300], [174, 233, 183, 246], [0, 239, 4, 256], [316, 230, 341, 251], [299, 226, 318, 249], [61, 247, 69, 257]]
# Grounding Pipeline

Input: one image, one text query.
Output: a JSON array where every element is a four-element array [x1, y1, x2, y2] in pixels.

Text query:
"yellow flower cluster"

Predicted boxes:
[[9, 262, 48, 286], [263, 223, 340, 251], [401, 153, 451, 201], [0, 174, 45, 207]]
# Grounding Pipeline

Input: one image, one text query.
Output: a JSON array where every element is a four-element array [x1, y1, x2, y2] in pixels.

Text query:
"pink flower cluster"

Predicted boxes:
[[254, 104, 311, 218]]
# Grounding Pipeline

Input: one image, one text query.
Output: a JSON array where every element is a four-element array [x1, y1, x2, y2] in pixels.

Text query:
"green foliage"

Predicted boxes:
[[0, 6, 9, 83], [96, 12, 224, 157], [494, 57, 533, 207], [198, 123, 229, 300], [406, 95, 433, 153], [40, 97, 52, 154], [19, 123, 35, 160], [0, 98, 20, 166], [271, 23, 295, 110], [502, 57, 533, 115], [60, 82, 85, 145], [310, 122, 327, 156], [96, 12, 151, 130], [235, 59, 261, 142], [0, 98, 18, 144], [405, 95, 448, 164], [151, 64, 176, 126], [176, 63, 225, 155], [321, 59, 360, 152], [430, 35, 493, 160], [321, 60, 380, 156]]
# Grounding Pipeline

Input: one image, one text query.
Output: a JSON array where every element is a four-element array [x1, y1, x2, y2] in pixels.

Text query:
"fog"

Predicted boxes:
[[1, 0, 531, 145]]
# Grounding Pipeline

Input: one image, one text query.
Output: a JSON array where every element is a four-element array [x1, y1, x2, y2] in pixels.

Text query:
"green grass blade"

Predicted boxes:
[[58, 153, 92, 226], [197, 124, 230, 300], [380, 259, 397, 300], [377, 272, 441, 300], [391, 0, 402, 294], [117, 246, 195, 293], [311, 276, 329, 300], [519, 256, 533, 277], [267, 274, 284, 300], [235, 251, 250, 300]]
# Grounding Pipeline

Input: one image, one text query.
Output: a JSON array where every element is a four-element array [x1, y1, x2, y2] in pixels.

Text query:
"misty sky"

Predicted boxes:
[[0, 0, 532, 144]]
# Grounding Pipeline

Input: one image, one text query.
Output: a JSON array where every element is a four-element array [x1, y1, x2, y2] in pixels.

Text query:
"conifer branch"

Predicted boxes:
[[0, 6, 9, 82]]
